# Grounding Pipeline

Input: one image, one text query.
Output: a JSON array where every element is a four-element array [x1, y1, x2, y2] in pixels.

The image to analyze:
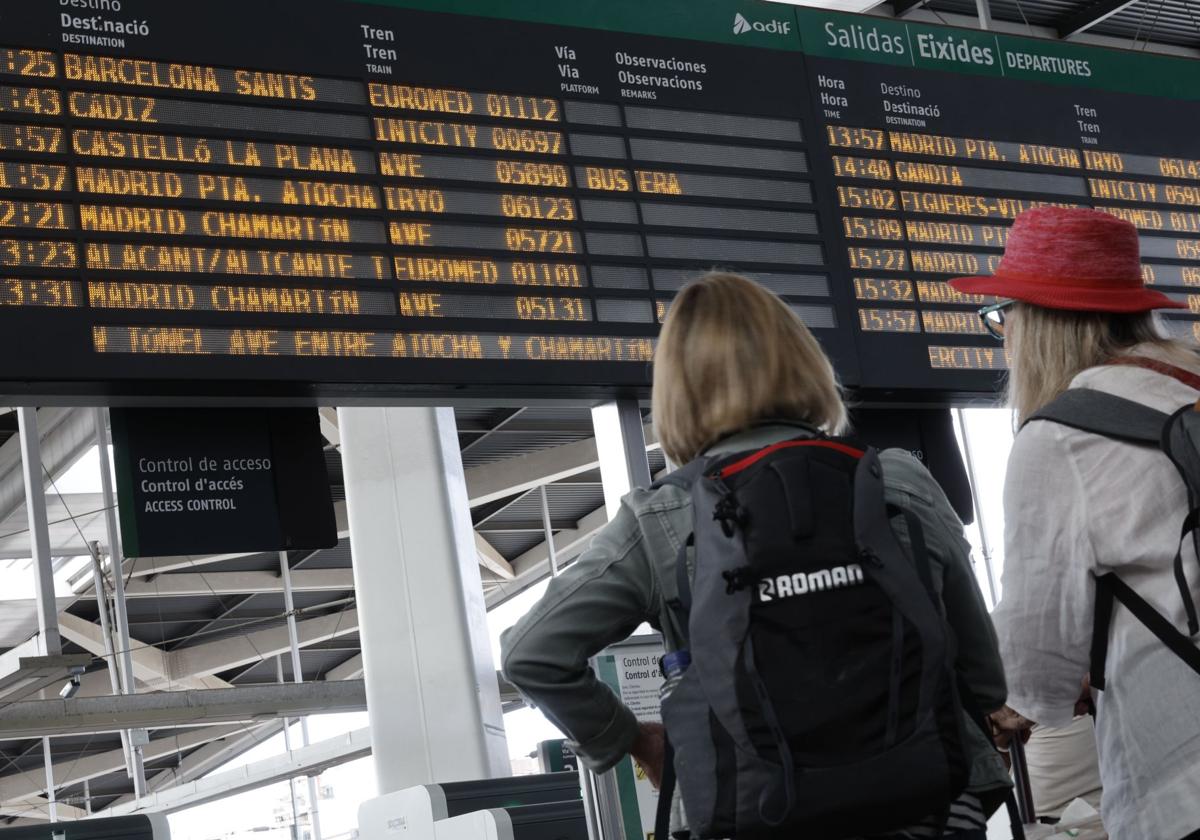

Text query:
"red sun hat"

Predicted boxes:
[[948, 206, 1185, 312]]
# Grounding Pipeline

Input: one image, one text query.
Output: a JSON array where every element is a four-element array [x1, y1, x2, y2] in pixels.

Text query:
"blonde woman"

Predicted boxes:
[[501, 272, 1009, 838], [950, 206, 1200, 840]]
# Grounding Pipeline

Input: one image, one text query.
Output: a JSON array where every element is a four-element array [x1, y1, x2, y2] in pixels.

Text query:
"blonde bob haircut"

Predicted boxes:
[[652, 272, 847, 465], [1007, 303, 1200, 423]]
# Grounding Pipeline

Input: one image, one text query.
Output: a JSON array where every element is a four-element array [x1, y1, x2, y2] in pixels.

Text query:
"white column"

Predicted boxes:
[[587, 401, 652, 840], [18, 408, 61, 657], [590, 401, 651, 519], [955, 409, 1000, 609], [338, 407, 508, 794]]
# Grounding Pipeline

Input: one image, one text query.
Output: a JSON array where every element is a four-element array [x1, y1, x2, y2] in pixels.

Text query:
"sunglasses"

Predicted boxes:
[[978, 299, 1017, 340]]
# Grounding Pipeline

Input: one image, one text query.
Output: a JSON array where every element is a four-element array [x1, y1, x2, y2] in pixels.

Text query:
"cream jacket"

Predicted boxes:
[[994, 345, 1200, 840]]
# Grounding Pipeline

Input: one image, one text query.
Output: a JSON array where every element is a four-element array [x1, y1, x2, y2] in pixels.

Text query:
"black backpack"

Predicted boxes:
[[1027, 376, 1200, 691], [653, 435, 972, 839]]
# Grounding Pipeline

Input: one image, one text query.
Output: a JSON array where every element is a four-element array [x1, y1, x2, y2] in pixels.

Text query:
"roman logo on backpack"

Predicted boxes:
[[652, 436, 971, 838], [1026, 357, 1200, 691]]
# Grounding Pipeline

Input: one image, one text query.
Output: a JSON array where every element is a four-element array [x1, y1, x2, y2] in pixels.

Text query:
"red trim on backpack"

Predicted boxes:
[[717, 440, 864, 479], [1108, 356, 1200, 391]]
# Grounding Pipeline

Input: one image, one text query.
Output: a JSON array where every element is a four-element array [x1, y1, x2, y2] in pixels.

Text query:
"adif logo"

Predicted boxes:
[[733, 12, 792, 35], [759, 564, 864, 602]]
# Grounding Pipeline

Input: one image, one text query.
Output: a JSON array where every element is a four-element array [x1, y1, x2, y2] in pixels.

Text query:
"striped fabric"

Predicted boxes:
[[855, 791, 987, 839], [885, 791, 988, 838]]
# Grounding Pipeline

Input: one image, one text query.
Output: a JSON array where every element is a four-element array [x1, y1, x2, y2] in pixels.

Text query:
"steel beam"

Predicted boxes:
[[88, 547, 124, 698], [317, 407, 340, 448], [170, 608, 359, 680], [324, 654, 363, 682], [57, 613, 229, 691], [459, 407, 525, 455], [474, 534, 515, 580], [466, 424, 658, 507], [93, 405, 147, 801], [484, 505, 607, 608], [122, 570, 355, 598], [105, 727, 371, 817], [893, 0, 928, 16], [0, 800, 88, 822], [277, 655, 303, 840], [280, 552, 323, 840], [141, 721, 284, 796], [0, 408, 96, 535], [89, 541, 138, 787], [40, 738, 55, 822], [0, 681, 366, 738], [18, 409, 61, 657], [0, 646, 91, 704], [1058, 0, 1141, 39], [0, 725, 248, 806], [539, 485, 559, 577]]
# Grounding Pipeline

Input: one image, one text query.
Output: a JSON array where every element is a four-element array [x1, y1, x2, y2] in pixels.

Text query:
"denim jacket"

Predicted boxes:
[[501, 424, 1010, 796]]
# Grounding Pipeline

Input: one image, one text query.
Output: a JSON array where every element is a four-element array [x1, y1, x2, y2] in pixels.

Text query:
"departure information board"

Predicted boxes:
[[1, 0, 1199, 401]]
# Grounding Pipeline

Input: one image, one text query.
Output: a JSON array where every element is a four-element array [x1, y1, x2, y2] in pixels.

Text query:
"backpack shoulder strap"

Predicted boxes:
[[1091, 572, 1200, 690], [652, 459, 707, 636], [1025, 388, 1169, 447], [650, 456, 709, 492], [1032, 390, 1200, 638]]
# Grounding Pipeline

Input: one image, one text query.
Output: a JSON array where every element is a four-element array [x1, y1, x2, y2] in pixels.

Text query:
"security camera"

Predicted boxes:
[[59, 665, 86, 700], [59, 674, 81, 700]]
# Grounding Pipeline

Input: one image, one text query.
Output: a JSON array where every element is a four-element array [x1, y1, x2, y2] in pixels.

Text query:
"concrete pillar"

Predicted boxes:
[[586, 401, 652, 840], [338, 407, 508, 794]]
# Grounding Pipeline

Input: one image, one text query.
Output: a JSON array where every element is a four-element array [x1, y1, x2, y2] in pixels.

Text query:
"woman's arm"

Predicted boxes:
[[500, 499, 660, 773], [991, 424, 1096, 729]]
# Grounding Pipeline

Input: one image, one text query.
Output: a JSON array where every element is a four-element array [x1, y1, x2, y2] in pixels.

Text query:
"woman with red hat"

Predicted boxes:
[[950, 206, 1200, 839]]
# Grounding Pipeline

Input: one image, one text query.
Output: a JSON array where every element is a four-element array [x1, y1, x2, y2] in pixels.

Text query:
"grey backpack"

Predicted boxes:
[[653, 435, 970, 838]]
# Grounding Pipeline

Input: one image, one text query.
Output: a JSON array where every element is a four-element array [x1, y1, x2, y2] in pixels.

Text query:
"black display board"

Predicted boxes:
[[0, 0, 1196, 403], [111, 407, 336, 555]]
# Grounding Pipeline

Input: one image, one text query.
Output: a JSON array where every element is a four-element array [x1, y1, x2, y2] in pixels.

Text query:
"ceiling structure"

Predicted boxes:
[[0, 404, 659, 823], [870, 0, 1200, 53], [0, 0, 1196, 826]]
